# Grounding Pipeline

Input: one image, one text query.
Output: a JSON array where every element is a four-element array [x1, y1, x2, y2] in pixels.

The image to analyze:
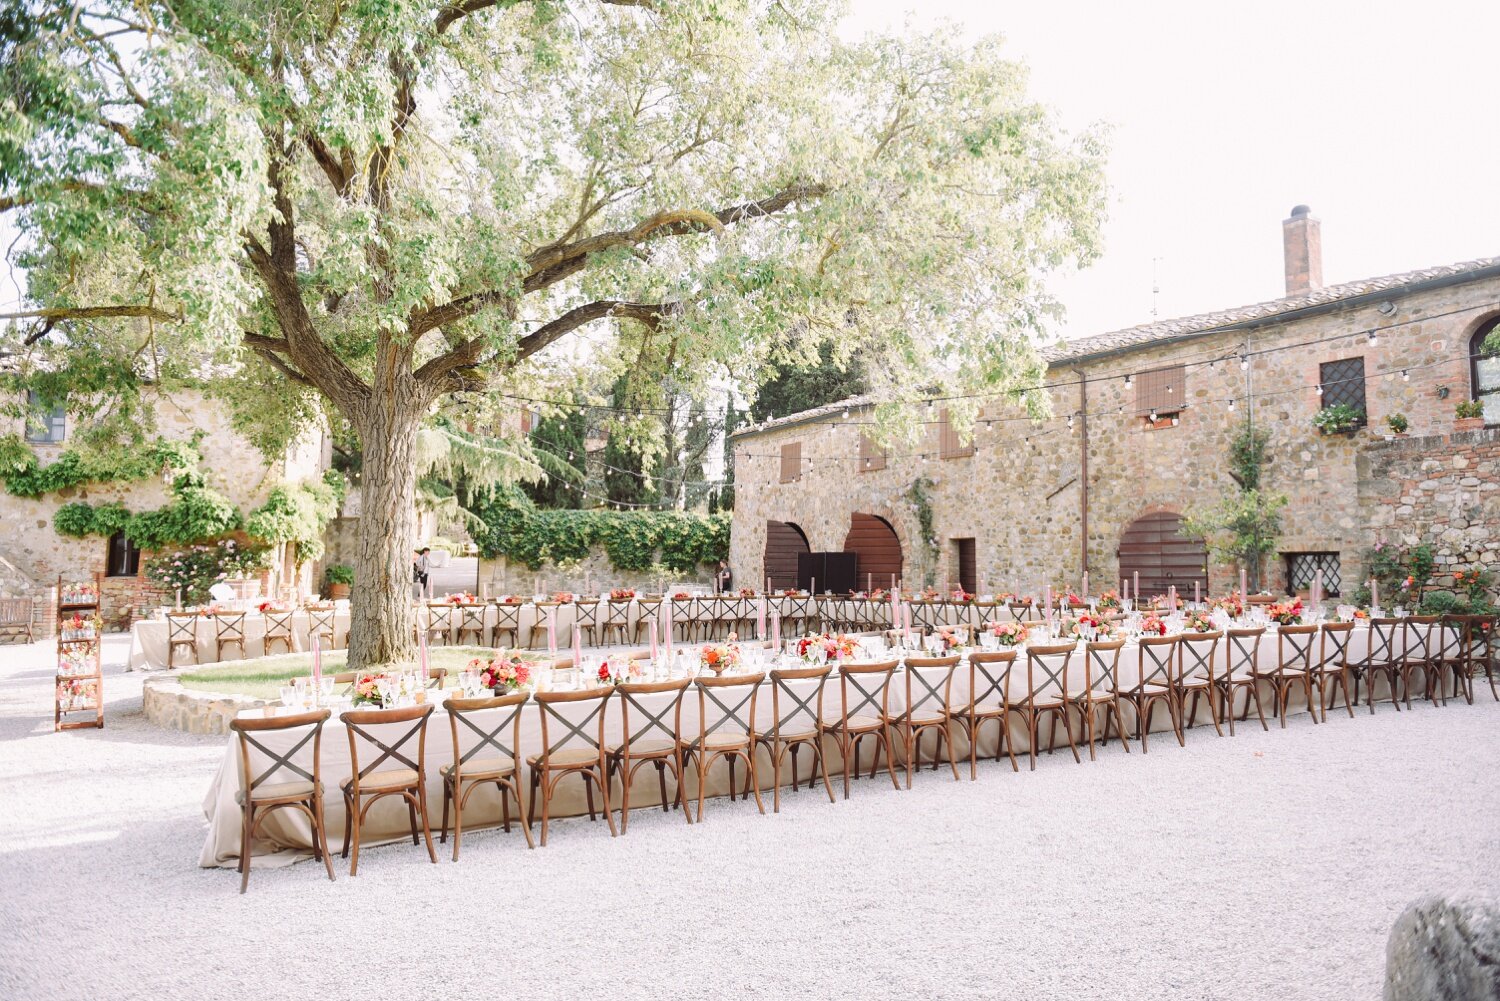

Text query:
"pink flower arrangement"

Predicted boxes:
[[551, 592, 574, 604], [609, 588, 636, 601], [699, 643, 741, 673], [1212, 593, 1244, 618], [950, 588, 974, 603], [1139, 614, 1168, 636], [499, 595, 523, 604], [1069, 612, 1112, 639], [796, 632, 857, 662], [737, 587, 756, 598], [1185, 610, 1215, 633], [1096, 589, 1121, 611], [445, 592, 479, 605], [352, 673, 391, 706], [988, 621, 1029, 646], [1267, 599, 1304, 626], [474, 656, 532, 692]]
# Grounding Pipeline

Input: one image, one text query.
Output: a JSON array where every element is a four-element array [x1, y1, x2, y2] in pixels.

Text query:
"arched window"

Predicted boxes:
[[1472, 320, 1500, 426]]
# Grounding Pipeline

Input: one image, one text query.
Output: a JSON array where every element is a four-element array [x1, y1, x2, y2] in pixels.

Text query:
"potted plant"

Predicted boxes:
[[324, 564, 354, 599], [1454, 399, 1486, 432], [1384, 412, 1409, 438], [1312, 402, 1364, 435]]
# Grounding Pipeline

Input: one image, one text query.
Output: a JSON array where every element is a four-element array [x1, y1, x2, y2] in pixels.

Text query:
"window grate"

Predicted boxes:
[[1285, 552, 1341, 596], [1133, 365, 1185, 416], [1318, 357, 1366, 421]]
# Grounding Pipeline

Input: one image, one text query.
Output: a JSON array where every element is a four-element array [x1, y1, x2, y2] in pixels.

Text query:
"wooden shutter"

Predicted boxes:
[[939, 409, 974, 459], [779, 441, 802, 483], [1133, 365, 1185, 416], [859, 433, 887, 473]]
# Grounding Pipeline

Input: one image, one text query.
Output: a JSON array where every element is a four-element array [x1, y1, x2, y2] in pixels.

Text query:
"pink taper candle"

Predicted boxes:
[[1133, 571, 1140, 601], [572, 624, 582, 667], [1240, 568, 1248, 601], [649, 618, 659, 661], [546, 607, 556, 657]]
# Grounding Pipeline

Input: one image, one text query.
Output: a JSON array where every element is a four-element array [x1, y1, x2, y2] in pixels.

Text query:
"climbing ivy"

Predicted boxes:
[[469, 489, 729, 573], [244, 472, 347, 565], [904, 476, 939, 586], [53, 501, 132, 538], [0, 433, 202, 498]]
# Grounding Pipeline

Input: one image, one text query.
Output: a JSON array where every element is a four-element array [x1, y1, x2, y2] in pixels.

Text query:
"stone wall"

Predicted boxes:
[[142, 674, 271, 735], [476, 551, 716, 597], [730, 274, 1500, 598]]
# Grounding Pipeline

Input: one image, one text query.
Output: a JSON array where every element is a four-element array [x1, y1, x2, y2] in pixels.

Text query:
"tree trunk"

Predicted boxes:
[[346, 397, 422, 671]]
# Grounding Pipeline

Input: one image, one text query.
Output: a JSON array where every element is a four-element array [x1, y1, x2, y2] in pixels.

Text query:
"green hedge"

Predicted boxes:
[[470, 490, 729, 572], [0, 433, 201, 498]]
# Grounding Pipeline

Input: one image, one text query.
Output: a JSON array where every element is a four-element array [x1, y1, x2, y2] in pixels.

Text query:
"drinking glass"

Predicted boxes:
[[279, 686, 297, 708], [318, 676, 335, 703]]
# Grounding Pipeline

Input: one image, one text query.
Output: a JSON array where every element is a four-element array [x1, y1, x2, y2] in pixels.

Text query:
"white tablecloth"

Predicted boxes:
[[129, 607, 354, 670]]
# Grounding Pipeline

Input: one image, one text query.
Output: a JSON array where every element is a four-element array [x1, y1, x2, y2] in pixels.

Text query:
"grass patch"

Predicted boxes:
[[177, 646, 525, 699]]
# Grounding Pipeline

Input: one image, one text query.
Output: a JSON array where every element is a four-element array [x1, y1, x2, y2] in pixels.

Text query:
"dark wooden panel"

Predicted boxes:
[[763, 520, 809, 590], [954, 538, 976, 593], [1117, 512, 1207, 598], [842, 513, 903, 590]]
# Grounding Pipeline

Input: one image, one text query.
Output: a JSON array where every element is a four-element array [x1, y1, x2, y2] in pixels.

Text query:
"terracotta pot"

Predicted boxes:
[[1454, 416, 1486, 432], [328, 583, 351, 600]]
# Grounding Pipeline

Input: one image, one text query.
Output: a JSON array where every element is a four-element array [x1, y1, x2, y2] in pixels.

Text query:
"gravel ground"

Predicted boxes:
[[1, 635, 1497, 1001]]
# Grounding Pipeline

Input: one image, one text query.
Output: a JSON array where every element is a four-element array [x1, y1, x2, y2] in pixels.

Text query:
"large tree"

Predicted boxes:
[[0, 0, 1105, 669]]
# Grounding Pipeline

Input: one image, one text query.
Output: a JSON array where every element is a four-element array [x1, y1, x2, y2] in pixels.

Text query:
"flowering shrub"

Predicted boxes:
[[988, 622, 1029, 646], [144, 540, 269, 604]]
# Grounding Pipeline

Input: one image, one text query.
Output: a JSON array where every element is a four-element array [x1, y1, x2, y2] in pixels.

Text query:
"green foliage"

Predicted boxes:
[[1183, 489, 1288, 591], [1351, 541, 1436, 608], [324, 564, 355, 586], [1312, 403, 1365, 434], [523, 409, 588, 509], [124, 481, 243, 552], [245, 472, 346, 565], [0, 434, 201, 498], [905, 476, 938, 586], [469, 489, 728, 573], [1417, 590, 1463, 616], [1385, 412, 1409, 434], [1228, 422, 1271, 490], [749, 342, 869, 422], [1455, 399, 1485, 419], [144, 540, 270, 604], [53, 501, 131, 538]]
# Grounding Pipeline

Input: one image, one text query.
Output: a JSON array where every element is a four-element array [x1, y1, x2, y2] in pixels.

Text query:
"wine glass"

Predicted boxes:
[[318, 676, 334, 704], [375, 677, 393, 708], [279, 685, 297, 708]]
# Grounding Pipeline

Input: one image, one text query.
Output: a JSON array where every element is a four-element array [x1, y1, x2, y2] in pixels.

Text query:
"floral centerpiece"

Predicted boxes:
[[445, 591, 479, 605], [60, 581, 98, 605], [671, 591, 693, 600], [1212, 593, 1245, 619], [470, 656, 532, 692], [796, 632, 857, 663], [1267, 599, 1304, 626], [59, 613, 99, 642], [352, 673, 392, 707], [551, 591, 574, 604], [936, 626, 970, 652], [699, 642, 741, 675], [609, 588, 636, 601], [1068, 612, 1112, 639], [988, 621, 1030, 646], [950, 588, 975, 603], [1185, 609, 1216, 633], [780, 588, 805, 597], [919, 587, 940, 601], [1139, 614, 1168, 636], [595, 658, 644, 686], [1063, 590, 1085, 608], [869, 587, 888, 601], [499, 594, 524, 604], [255, 600, 290, 614], [737, 587, 757, 598], [1096, 589, 1121, 611]]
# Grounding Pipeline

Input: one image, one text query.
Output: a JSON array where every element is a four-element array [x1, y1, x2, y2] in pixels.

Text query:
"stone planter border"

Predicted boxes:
[[142, 674, 271, 735]]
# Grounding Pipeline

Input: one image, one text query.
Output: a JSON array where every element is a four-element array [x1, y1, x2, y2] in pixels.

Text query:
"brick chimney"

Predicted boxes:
[[1282, 204, 1323, 295]]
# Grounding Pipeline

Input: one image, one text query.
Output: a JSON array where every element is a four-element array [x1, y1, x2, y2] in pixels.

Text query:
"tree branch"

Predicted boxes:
[[434, 0, 655, 34], [244, 333, 316, 387], [515, 300, 673, 363], [0, 304, 180, 323]]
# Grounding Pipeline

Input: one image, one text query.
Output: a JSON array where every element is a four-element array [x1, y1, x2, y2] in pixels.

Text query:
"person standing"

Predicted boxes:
[[414, 547, 432, 598], [715, 559, 733, 594]]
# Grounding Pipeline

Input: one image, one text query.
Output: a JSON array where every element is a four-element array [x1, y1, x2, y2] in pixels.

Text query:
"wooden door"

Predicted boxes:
[[1117, 512, 1207, 598], [842, 513, 903, 591], [952, 538, 976, 593], [763, 521, 810, 591]]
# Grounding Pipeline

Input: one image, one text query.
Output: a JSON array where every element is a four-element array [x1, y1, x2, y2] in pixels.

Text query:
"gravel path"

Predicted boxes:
[[1, 636, 1497, 1000]]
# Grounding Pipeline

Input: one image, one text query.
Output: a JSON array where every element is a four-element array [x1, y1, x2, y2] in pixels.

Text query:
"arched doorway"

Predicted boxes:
[[1117, 512, 1207, 599], [762, 520, 810, 591], [843, 513, 903, 591]]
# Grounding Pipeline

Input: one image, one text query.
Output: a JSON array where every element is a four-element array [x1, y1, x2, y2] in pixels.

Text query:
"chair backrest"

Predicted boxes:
[[339, 703, 433, 788], [425, 604, 456, 631], [1319, 621, 1354, 669], [968, 650, 1017, 707], [901, 655, 958, 719], [533, 687, 612, 760], [230, 708, 330, 801], [1084, 639, 1125, 696], [574, 600, 600, 627], [1132, 636, 1178, 690], [263, 609, 294, 636], [491, 600, 522, 628], [1024, 642, 1075, 702], [1177, 631, 1221, 683], [695, 672, 765, 743], [308, 607, 336, 637], [670, 597, 694, 624], [616, 678, 690, 752], [1276, 624, 1318, 673], [459, 604, 486, 630], [446, 692, 528, 780], [1224, 628, 1265, 680], [1366, 617, 1402, 666], [769, 665, 831, 736], [1465, 615, 1496, 659], [605, 599, 631, 625], [215, 612, 247, 642], [166, 612, 199, 643], [838, 660, 898, 723]]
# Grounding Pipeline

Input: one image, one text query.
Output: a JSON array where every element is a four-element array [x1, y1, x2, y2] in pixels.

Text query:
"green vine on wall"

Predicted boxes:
[[0, 433, 202, 498], [904, 476, 939, 587], [469, 489, 729, 572]]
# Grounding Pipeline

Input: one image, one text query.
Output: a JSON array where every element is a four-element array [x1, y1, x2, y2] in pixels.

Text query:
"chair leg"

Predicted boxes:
[[1252, 679, 1270, 731], [407, 796, 420, 845], [439, 780, 451, 844], [348, 796, 362, 876], [239, 805, 253, 894], [882, 731, 901, 789], [745, 751, 766, 814], [967, 716, 978, 781], [1112, 702, 1131, 753], [772, 744, 783, 813], [451, 783, 463, 862], [817, 740, 836, 804], [657, 760, 670, 814], [592, 769, 618, 836], [1059, 706, 1081, 763], [340, 790, 353, 859], [313, 796, 335, 883], [943, 723, 960, 780], [416, 785, 437, 863]]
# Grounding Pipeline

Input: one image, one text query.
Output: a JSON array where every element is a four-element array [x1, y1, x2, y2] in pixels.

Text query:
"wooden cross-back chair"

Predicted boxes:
[[0, 597, 35, 644], [527, 602, 561, 651], [440, 693, 533, 860], [1254, 624, 1319, 729], [1071, 639, 1130, 761], [1312, 621, 1356, 720], [338, 704, 438, 876], [1462, 615, 1498, 702], [783, 593, 815, 635], [608, 678, 692, 833], [1399, 615, 1443, 709], [884, 656, 960, 785], [214, 612, 248, 662], [755, 666, 836, 812], [1174, 631, 1224, 739], [262, 609, 295, 656], [527, 688, 616, 846], [307, 606, 337, 650], [960, 651, 1020, 778], [423, 603, 456, 647], [490, 600, 522, 649], [603, 599, 632, 647], [573, 600, 601, 647], [633, 598, 662, 646], [833, 661, 901, 797], [166, 612, 201, 669], [455, 604, 488, 647], [1215, 627, 1266, 734], [1358, 618, 1405, 713], [684, 673, 766, 821], [1121, 635, 1181, 752], [229, 708, 335, 893], [1012, 642, 1081, 769]]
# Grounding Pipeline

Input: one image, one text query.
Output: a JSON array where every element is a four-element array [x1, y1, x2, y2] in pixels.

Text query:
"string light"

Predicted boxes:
[[1067, 414, 1075, 431], [1228, 398, 1236, 411], [1367, 330, 1378, 346], [1123, 374, 1132, 387], [1316, 383, 1323, 396], [1402, 369, 1409, 381], [1240, 355, 1249, 370]]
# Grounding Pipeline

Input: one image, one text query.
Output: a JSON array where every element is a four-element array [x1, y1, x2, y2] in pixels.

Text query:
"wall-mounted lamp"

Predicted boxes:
[[1437, 386, 1450, 399]]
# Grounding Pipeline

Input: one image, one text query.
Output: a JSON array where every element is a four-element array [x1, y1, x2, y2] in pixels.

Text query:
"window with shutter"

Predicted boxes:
[[938, 408, 974, 459], [779, 441, 802, 483], [1132, 366, 1185, 418], [858, 433, 887, 473]]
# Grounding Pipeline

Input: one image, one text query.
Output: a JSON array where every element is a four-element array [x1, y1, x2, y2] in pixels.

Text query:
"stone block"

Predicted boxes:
[[1384, 895, 1500, 1001]]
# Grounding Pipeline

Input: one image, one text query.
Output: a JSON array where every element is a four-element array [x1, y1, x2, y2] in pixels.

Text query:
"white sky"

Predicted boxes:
[[844, 0, 1500, 340]]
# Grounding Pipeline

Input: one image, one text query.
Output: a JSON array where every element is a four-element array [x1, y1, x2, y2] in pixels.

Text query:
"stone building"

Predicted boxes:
[[0, 389, 328, 634], [729, 208, 1500, 601]]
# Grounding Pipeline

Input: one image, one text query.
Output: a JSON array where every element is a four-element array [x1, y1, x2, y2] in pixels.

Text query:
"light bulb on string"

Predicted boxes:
[[1367, 330, 1378, 346], [1401, 370, 1409, 382], [1228, 398, 1236, 411], [1315, 384, 1323, 396], [1123, 374, 1132, 387], [1240, 355, 1249, 370]]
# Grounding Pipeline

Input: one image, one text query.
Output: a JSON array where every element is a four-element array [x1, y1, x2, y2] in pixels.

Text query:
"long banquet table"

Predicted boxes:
[[199, 622, 1437, 869]]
